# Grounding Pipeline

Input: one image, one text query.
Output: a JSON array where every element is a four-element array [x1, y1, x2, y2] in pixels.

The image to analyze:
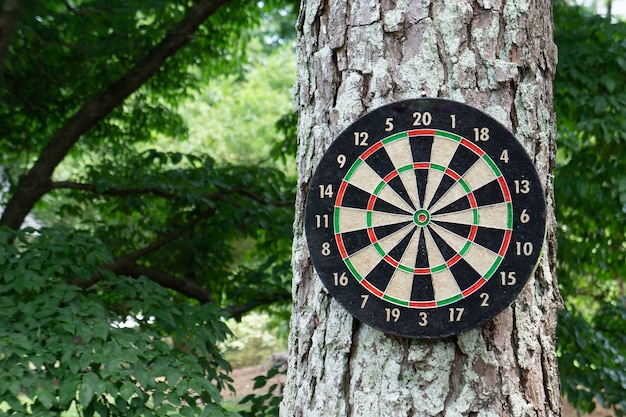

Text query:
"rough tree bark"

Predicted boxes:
[[282, 0, 560, 415]]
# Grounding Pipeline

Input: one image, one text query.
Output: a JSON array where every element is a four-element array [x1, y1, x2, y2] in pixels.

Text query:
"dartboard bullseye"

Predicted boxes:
[[305, 98, 546, 339]]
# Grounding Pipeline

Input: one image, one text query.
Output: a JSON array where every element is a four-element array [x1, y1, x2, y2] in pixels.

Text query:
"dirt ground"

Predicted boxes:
[[223, 363, 286, 400], [224, 361, 615, 417]]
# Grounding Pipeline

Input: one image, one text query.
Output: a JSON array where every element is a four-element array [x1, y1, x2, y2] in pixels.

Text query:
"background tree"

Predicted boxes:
[[553, 1, 626, 414], [282, 0, 560, 415], [0, 0, 296, 415]]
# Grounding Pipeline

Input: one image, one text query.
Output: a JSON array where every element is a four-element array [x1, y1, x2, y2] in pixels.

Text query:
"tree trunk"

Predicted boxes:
[[282, 0, 560, 415]]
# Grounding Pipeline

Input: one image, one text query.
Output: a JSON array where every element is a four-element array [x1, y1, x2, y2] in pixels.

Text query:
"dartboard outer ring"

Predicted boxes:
[[305, 98, 546, 339]]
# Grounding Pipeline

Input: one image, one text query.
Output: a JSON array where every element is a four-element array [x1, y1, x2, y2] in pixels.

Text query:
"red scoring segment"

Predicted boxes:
[[409, 129, 436, 137], [359, 141, 384, 160], [361, 279, 383, 297], [462, 277, 487, 297]]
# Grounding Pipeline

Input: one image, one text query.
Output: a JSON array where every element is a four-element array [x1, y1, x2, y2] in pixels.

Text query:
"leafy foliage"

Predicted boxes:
[[238, 366, 285, 417], [554, 2, 626, 414], [0, 227, 236, 416], [558, 302, 626, 415], [0, 0, 296, 415]]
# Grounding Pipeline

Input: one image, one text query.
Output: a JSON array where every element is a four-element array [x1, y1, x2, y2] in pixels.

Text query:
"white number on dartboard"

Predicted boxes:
[[500, 271, 517, 285], [360, 295, 369, 308], [385, 118, 394, 131], [354, 131, 369, 146], [315, 214, 329, 228], [337, 154, 346, 168], [480, 293, 489, 306], [514, 179, 530, 194], [319, 184, 333, 198], [419, 312, 428, 326], [413, 111, 432, 126], [321, 242, 331, 256], [520, 209, 530, 223], [385, 308, 400, 322], [449, 308, 464, 322], [516, 242, 533, 256], [333, 272, 348, 286], [474, 127, 490, 141]]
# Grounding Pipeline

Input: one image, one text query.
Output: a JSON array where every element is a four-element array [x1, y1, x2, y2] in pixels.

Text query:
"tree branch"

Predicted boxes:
[[68, 207, 215, 290], [63, 204, 290, 308], [223, 292, 292, 319], [0, 0, 232, 230], [112, 261, 214, 304], [51, 181, 174, 199], [50, 180, 294, 206], [119, 208, 217, 263]]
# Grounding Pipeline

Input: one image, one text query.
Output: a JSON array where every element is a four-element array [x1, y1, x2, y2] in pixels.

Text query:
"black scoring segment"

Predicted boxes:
[[447, 145, 481, 178], [426, 227, 458, 261], [410, 135, 433, 206], [431, 195, 471, 216], [373, 197, 413, 215], [414, 229, 430, 269], [386, 175, 417, 211], [409, 134, 433, 163], [374, 222, 415, 241], [340, 228, 373, 256], [386, 227, 418, 261], [448, 258, 482, 290], [366, 145, 400, 180], [339, 183, 371, 210], [426, 174, 457, 211], [432, 221, 472, 240], [473, 226, 507, 254], [365, 260, 397, 292], [411, 274, 435, 302], [472, 180, 505, 207]]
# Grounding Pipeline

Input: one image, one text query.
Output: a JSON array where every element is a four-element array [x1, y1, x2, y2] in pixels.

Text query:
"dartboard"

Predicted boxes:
[[304, 98, 546, 339]]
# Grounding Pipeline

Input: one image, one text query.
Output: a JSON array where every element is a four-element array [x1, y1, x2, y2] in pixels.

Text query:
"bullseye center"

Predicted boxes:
[[413, 209, 431, 227]]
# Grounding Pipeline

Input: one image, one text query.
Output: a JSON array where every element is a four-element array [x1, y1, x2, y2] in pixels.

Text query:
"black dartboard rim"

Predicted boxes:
[[304, 98, 546, 339]]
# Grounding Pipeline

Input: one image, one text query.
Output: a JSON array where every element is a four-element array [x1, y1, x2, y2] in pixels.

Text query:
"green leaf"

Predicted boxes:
[[59, 376, 79, 407], [79, 380, 95, 409], [133, 366, 152, 389], [8, 378, 22, 397], [92, 320, 109, 341], [253, 375, 267, 390], [5, 395, 26, 413], [36, 387, 56, 409], [120, 381, 137, 402], [0, 2, 297, 416]]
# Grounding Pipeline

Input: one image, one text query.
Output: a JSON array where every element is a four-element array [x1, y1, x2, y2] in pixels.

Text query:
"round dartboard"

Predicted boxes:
[[304, 98, 546, 339]]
